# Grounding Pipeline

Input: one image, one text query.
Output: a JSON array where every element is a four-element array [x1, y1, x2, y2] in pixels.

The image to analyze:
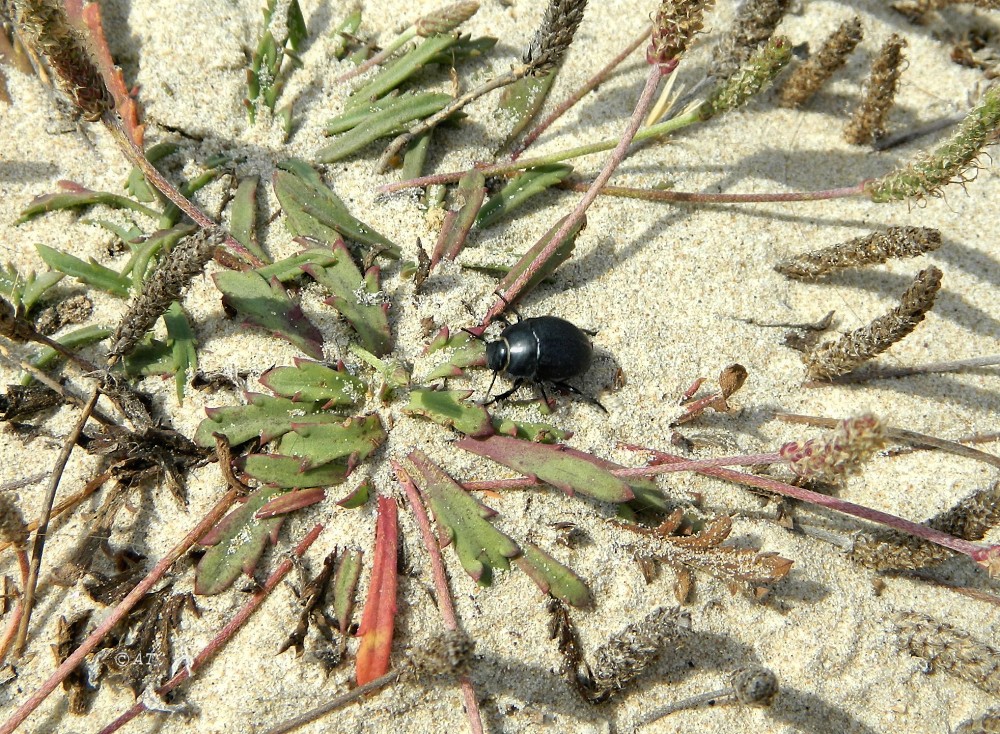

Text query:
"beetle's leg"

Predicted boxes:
[[487, 378, 525, 404], [483, 370, 501, 403], [535, 381, 553, 410], [492, 290, 522, 323], [551, 381, 608, 413]]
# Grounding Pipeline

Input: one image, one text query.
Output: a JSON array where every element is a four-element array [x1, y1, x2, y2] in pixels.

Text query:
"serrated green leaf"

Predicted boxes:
[[407, 449, 520, 585], [239, 453, 351, 488], [317, 92, 451, 163], [348, 33, 459, 106], [497, 66, 559, 151], [193, 392, 329, 447], [36, 244, 130, 297], [17, 183, 161, 223], [19, 325, 112, 386], [278, 413, 385, 468], [305, 240, 392, 356], [273, 163, 400, 258], [516, 542, 591, 607], [492, 416, 572, 443], [125, 141, 179, 202], [164, 301, 196, 403], [455, 435, 634, 503], [404, 388, 493, 437], [213, 269, 324, 359], [195, 486, 285, 595], [475, 164, 573, 229], [230, 176, 271, 264], [259, 359, 366, 405], [431, 169, 485, 266]]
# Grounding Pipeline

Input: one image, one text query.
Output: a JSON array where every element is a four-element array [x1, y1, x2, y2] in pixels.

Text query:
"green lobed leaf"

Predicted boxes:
[[348, 33, 460, 107], [278, 413, 386, 468], [424, 328, 486, 380], [193, 392, 331, 447], [406, 449, 520, 584], [515, 542, 591, 607], [305, 240, 392, 356], [404, 388, 493, 438], [195, 486, 285, 595], [36, 244, 130, 297], [239, 453, 351, 488], [455, 435, 634, 503], [259, 359, 366, 405], [274, 163, 400, 258], [213, 269, 325, 359], [317, 92, 451, 163], [475, 164, 574, 229]]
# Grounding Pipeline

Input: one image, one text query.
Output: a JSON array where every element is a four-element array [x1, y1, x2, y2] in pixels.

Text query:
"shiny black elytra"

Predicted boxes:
[[484, 315, 605, 412]]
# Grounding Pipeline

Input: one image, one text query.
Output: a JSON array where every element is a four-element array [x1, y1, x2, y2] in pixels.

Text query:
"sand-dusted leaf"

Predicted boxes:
[[406, 449, 520, 584], [456, 435, 634, 503], [0, 263, 63, 313], [515, 542, 591, 607], [331, 9, 363, 60], [497, 214, 582, 305], [193, 392, 329, 447], [349, 344, 411, 391], [18, 182, 160, 223], [475, 164, 573, 229], [355, 497, 399, 685], [404, 388, 494, 437], [125, 142, 178, 202], [334, 548, 364, 634], [338, 480, 371, 508], [279, 414, 386, 468], [36, 244, 130, 297], [254, 242, 339, 282], [164, 302, 196, 403], [256, 487, 326, 518], [306, 241, 392, 356], [274, 163, 399, 258], [195, 486, 285, 595], [427, 34, 497, 64], [259, 359, 366, 406], [318, 92, 452, 163], [213, 269, 324, 359], [348, 33, 460, 107], [230, 176, 270, 263], [431, 169, 486, 267], [492, 416, 572, 443], [497, 67, 559, 151], [239, 453, 351, 488], [20, 325, 111, 385]]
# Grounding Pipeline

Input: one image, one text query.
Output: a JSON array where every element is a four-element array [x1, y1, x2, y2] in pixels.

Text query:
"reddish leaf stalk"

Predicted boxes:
[[0, 547, 29, 663], [484, 63, 666, 325], [355, 496, 399, 686], [0, 487, 242, 734], [96, 524, 324, 734], [394, 462, 485, 734], [511, 24, 651, 159]]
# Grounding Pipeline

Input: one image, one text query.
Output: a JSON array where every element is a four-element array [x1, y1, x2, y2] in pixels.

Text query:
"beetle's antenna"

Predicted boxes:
[[492, 290, 522, 323], [484, 370, 500, 403]]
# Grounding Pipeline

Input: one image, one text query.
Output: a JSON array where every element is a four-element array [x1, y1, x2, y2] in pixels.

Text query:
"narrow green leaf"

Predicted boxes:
[[305, 240, 392, 356], [122, 338, 174, 377], [239, 453, 351, 488], [160, 168, 224, 228], [254, 244, 339, 282], [259, 359, 366, 405], [404, 388, 493, 437], [401, 128, 434, 181], [317, 92, 450, 163], [431, 169, 485, 266], [125, 225, 196, 291], [213, 269, 325, 359], [455, 435, 634, 503], [497, 214, 582, 300], [333, 548, 363, 633], [193, 392, 328, 447], [18, 183, 161, 223], [515, 542, 591, 607], [286, 0, 307, 52], [406, 449, 520, 584], [195, 486, 285, 595], [279, 413, 386, 468], [230, 177, 271, 264], [125, 141, 179, 202], [348, 33, 459, 106], [424, 329, 485, 380], [36, 244, 130, 297], [475, 164, 573, 229], [0, 264, 63, 313], [164, 302, 196, 403], [331, 9, 362, 60], [273, 163, 400, 258], [497, 67, 559, 151], [338, 481, 371, 509], [426, 35, 497, 64]]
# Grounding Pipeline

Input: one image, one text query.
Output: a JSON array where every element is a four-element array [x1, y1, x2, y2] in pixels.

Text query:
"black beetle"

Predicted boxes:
[[484, 315, 605, 411]]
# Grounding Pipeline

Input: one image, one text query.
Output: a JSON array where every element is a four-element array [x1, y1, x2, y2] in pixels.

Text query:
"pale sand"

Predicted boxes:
[[1, 1, 999, 732]]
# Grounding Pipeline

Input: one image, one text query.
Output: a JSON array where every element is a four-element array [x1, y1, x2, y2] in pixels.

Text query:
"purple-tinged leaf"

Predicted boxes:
[[455, 435, 634, 503], [229, 176, 270, 263], [406, 449, 520, 584], [214, 270, 324, 359], [195, 486, 285, 595], [18, 181, 161, 224], [431, 169, 485, 267], [256, 487, 326, 518], [404, 388, 494, 438], [515, 542, 591, 608], [355, 497, 398, 685], [259, 358, 367, 406]]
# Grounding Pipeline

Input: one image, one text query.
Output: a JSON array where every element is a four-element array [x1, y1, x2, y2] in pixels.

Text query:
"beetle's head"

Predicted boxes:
[[485, 339, 509, 373]]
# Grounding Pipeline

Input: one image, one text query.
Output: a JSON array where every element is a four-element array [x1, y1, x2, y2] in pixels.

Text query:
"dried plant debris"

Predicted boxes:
[[33, 294, 93, 335], [550, 601, 692, 704], [892, 0, 1000, 23], [54, 612, 96, 714], [781, 414, 886, 484], [778, 17, 863, 108], [0, 383, 64, 421], [851, 481, 1000, 571], [280, 550, 338, 658], [895, 610, 1000, 695], [776, 227, 941, 281], [844, 34, 907, 145], [956, 709, 1000, 734], [803, 266, 942, 381], [0, 491, 28, 548], [635, 665, 779, 727], [709, 0, 790, 80]]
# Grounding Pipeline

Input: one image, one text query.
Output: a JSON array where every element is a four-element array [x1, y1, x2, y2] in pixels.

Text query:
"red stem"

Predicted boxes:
[[96, 523, 324, 734], [0, 488, 242, 734], [394, 462, 484, 734], [0, 549, 29, 664], [510, 24, 651, 159]]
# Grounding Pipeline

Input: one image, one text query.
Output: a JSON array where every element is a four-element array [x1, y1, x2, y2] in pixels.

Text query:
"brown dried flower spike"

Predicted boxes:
[[778, 17, 863, 108], [895, 610, 1000, 695], [775, 226, 941, 281], [844, 34, 907, 145], [780, 414, 886, 484]]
